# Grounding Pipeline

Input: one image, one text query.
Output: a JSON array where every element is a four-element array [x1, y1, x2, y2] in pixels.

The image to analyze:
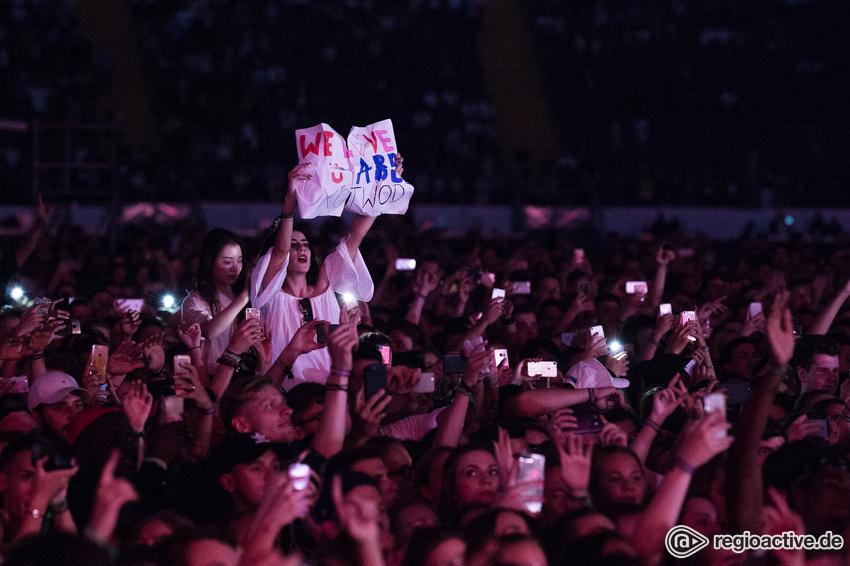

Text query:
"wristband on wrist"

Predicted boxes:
[[223, 350, 241, 363], [188, 346, 201, 352], [281, 211, 295, 219], [645, 419, 662, 433], [587, 388, 595, 405], [275, 359, 294, 381], [217, 356, 239, 370], [29, 352, 45, 360], [673, 457, 696, 475], [650, 339, 662, 347], [200, 404, 217, 415], [326, 383, 348, 392]]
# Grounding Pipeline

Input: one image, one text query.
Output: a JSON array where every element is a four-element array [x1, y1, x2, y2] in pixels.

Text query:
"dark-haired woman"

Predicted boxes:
[[251, 156, 402, 388], [181, 228, 255, 375]]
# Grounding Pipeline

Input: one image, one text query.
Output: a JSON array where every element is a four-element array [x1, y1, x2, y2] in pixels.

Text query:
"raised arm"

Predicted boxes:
[[629, 412, 732, 565], [726, 290, 793, 534], [344, 155, 402, 261], [15, 196, 49, 268], [259, 164, 309, 292], [505, 386, 624, 419], [311, 322, 358, 458], [807, 278, 850, 335], [648, 245, 675, 311]]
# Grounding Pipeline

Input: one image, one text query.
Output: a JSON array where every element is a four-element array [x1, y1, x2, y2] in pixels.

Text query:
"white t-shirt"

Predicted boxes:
[[250, 239, 374, 389]]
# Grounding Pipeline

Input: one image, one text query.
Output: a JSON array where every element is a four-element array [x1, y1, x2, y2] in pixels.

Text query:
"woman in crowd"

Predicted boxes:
[[181, 229, 258, 376], [250, 156, 403, 387]]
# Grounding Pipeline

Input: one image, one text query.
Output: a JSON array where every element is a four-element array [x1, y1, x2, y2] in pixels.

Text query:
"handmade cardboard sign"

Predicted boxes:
[[294, 119, 414, 218]]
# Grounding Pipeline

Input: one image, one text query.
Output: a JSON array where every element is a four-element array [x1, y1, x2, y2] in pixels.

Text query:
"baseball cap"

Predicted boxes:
[[65, 405, 122, 446], [208, 432, 275, 477], [27, 371, 90, 411], [565, 358, 630, 389]]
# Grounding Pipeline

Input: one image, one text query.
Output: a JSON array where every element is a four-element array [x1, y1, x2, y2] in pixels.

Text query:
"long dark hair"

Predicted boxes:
[[438, 443, 497, 527], [257, 220, 321, 287], [195, 229, 246, 311]]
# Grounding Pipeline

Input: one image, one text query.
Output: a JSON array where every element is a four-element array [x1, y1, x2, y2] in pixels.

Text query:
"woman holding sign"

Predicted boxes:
[[251, 155, 403, 388]]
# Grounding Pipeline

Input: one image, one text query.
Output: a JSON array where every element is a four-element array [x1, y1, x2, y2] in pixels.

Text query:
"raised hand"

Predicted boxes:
[[174, 360, 214, 413], [26, 319, 63, 353], [591, 387, 626, 411], [741, 312, 766, 337], [547, 407, 578, 446], [288, 319, 327, 355], [582, 331, 608, 361], [0, 336, 33, 361], [462, 343, 493, 387], [387, 365, 420, 394], [287, 163, 312, 196], [227, 317, 263, 355], [413, 268, 440, 299], [14, 306, 48, 337], [119, 310, 142, 337], [177, 322, 202, 350], [697, 296, 727, 322], [481, 298, 505, 325], [675, 411, 734, 470], [650, 374, 687, 423], [253, 325, 274, 375], [87, 450, 140, 542], [556, 433, 593, 497], [332, 474, 381, 545], [605, 351, 629, 377], [122, 380, 153, 434], [326, 322, 358, 371], [107, 341, 145, 376], [652, 314, 676, 343], [599, 416, 628, 447], [766, 289, 794, 366], [762, 487, 805, 566], [785, 414, 826, 442], [354, 388, 392, 439], [656, 245, 676, 266], [493, 427, 517, 487], [142, 331, 166, 373]]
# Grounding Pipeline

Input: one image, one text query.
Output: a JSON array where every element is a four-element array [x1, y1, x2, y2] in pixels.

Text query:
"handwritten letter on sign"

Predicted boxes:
[[294, 119, 414, 218]]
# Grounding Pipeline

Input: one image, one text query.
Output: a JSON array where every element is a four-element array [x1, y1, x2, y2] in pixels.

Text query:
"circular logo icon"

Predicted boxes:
[[665, 525, 710, 559]]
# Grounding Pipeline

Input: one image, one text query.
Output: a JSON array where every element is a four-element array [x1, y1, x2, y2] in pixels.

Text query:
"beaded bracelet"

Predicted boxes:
[[217, 356, 239, 370]]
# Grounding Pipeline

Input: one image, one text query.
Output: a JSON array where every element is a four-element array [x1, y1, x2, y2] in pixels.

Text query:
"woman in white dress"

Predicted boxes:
[[181, 229, 256, 375], [251, 156, 403, 388]]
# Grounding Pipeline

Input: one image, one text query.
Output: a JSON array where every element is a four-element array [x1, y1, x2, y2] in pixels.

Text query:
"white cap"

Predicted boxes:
[[566, 358, 630, 390], [28, 371, 89, 411]]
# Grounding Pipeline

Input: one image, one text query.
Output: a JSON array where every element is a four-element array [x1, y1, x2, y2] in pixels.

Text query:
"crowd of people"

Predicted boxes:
[[1, 161, 850, 565]]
